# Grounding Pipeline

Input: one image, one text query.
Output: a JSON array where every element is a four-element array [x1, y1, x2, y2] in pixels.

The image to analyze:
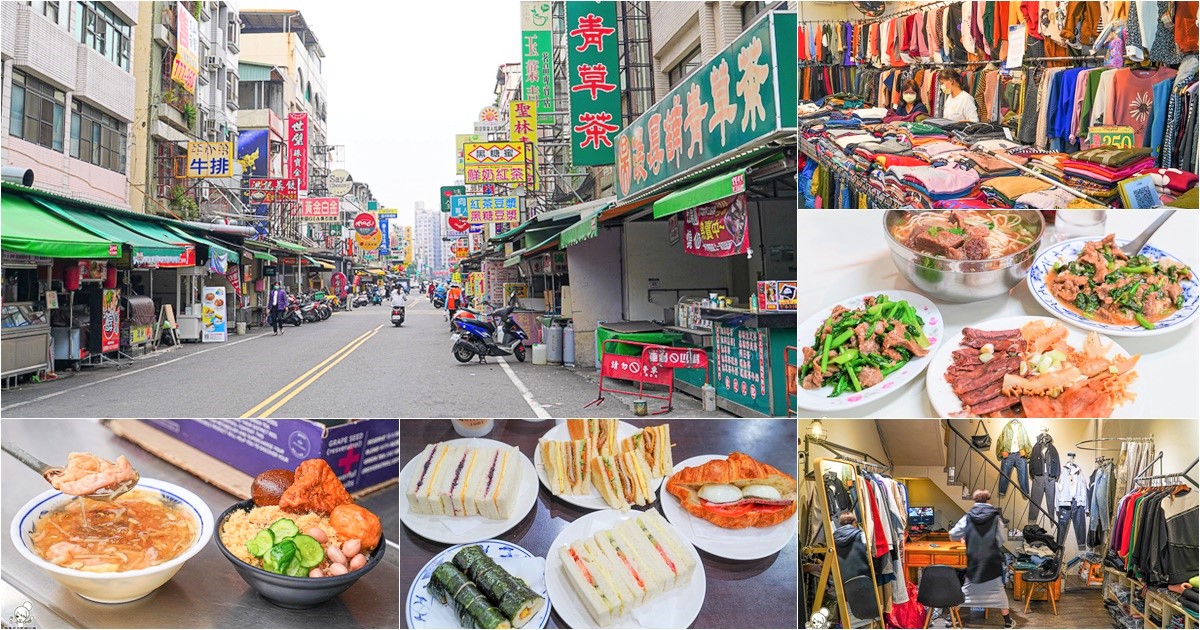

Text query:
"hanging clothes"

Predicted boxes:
[[1109, 485, 1198, 587]]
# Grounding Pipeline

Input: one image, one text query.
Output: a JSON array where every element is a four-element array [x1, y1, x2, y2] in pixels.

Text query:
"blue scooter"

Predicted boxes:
[[451, 294, 528, 363]]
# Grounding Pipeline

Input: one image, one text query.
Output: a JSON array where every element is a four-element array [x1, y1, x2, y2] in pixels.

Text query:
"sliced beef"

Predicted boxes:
[[962, 327, 1022, 344], [964, 224, 990, 238], [970, 394, 1021, 415], [857, 366, 884, 389], [947, 357, 1022, 394], [909, 233, 965, 259], [958, 379, 1007, 406], [961, 236, 990, 260], [802, 362, 825, 390]]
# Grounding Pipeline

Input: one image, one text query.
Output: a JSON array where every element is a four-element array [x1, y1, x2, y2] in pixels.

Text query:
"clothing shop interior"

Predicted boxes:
[[795, 0, 1200, 209], [799, 418, 1198, 629]]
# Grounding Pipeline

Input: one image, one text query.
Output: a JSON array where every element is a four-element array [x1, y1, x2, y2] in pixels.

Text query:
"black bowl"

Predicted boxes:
[[215, 499, 386, 609]]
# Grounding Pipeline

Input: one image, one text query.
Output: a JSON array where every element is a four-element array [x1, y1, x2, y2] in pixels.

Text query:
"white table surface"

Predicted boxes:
[[797, 210, 1200, 419]]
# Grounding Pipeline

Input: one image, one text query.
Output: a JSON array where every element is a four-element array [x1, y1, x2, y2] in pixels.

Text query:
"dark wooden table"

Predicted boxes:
[[399, 418, 798, 629]]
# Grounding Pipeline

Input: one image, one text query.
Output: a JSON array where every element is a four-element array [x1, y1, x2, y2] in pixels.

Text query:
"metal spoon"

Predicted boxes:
[[1, 441, 139, 501], [1120, 209, 1177, 257]]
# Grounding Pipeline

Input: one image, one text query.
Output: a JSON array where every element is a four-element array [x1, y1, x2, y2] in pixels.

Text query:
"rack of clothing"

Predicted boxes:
[[1105, 458, 1198, 588]]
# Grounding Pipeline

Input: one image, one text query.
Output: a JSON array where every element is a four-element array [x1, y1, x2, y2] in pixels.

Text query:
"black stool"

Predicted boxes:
[[917, 565, 966, 628]]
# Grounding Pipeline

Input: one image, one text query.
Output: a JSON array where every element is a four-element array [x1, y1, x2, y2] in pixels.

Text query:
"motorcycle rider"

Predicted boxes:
[[390, 286, 406, 308], [267, 281, 289, 336]]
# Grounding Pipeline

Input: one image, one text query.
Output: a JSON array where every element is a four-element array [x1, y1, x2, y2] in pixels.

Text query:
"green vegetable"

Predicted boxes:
[[284, 556, 308, 577], [820, 333, 833, 373], [291, 534, 324, 568], [269, 518, 299, 541], [831, 349, 859, 365], [1120, 265, 1155, 274], [263, 540, 297, 574], [1134, 313, 1154, 330], [246, 529, 275, 557], [1074, 292, 1101, 313], [847, 365, 862, 392]]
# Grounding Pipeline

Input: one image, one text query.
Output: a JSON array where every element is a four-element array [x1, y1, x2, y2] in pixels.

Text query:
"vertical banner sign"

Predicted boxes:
[[440, 185, 466, 212], [101, 289, 120, 353], [510, 100, 538, 190], [404, 226, 414, 264], [567, 1, 622, 166], [521, 2, 554, 125], [455, 133, 482, 175], [202, 287, 227, 342], [377, 208, 397, 258], [185, 142, 234, 178], [172, 4, 199, 93], [286, 113, 309, 192], [682, 194, 750, 257]]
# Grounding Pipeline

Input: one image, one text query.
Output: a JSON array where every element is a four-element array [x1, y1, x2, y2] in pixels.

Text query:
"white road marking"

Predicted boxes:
[[1, 332, 272, 411], [496, 356, 552, 419]]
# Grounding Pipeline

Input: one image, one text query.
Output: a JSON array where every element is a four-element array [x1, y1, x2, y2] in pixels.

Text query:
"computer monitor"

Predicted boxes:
[[908, 506, 934, 527]]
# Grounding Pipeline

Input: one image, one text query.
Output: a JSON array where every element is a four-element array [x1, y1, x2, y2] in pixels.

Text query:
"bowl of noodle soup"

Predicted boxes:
[[9, 477, 213, 603]]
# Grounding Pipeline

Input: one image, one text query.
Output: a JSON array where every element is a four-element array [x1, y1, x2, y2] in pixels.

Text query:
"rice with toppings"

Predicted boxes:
[[219, 506, 339, 567]]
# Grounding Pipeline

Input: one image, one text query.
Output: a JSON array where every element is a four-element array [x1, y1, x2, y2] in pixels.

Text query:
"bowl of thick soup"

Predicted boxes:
[[9, 477, 213, 603]]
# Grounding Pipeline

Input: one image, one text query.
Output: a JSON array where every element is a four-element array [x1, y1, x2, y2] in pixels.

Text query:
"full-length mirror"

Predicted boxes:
[[816, 458, 885, 628]]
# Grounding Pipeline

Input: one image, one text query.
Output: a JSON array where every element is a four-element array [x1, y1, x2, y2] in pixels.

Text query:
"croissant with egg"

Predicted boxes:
[[666, 452, 796, 529]]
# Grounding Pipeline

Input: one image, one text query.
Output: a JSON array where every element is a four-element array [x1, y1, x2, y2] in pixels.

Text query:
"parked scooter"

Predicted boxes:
[[282, 296, 304, 326], [352, 292, 369, 308], [451, 292, 528, 363], [299, 295, 322, 323], [369, 287, 384, 305]]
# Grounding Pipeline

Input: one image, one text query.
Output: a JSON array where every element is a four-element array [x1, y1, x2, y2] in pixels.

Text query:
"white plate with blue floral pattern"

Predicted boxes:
[[406, 539, 551, 629], [1027, 237, 1198, 337]]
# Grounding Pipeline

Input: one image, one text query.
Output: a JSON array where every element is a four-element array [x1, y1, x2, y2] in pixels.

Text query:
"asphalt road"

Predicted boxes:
[[2, 298, 731, 419]]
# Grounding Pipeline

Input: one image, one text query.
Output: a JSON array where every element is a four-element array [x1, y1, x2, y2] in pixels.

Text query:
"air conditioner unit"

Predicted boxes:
[[203, 119, 220, 134], [153, 24, 171, 47], [205, 55, 221, 70]]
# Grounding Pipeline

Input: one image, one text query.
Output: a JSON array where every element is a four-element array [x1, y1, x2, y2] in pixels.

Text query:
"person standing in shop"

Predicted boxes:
[[951, 489, 1016, 629], [939, 69, 980, 123], [996, 420, 1032, 498], [267, 281, 289, 336]]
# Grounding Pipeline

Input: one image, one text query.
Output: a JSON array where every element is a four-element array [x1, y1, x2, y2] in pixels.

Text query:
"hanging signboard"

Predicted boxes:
[[521, 1, 554, 125], [615, 12, 796, 199], [300, 197, 340, 222], [286, 113, 309, 191], [440, 185, 466, 212], [475, 105, 505, 132], [566, 1, 622, 166], [327, 169, 352, 196], [464, 164, 530, 185], [171, 5, 200, 93], [248, 178, 299, 203], [454, 133, 482, 175], [464, 142, 529, 165], [101, 289, 120, 352], [201, 286, 227, 342], [448, 197, 470, 232], [452, 196, 522, 223], [185, 142, 233, 178], [510, 101, 538, 191], [683, 194, 750, 258]]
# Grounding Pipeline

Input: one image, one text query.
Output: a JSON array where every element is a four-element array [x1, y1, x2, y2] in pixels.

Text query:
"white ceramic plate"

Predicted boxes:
[[406, 539, 552, 629], [399, 438, 538, 544], [544, 508, 706, 629], [796, 290, 944, 411], [533, 421, 666, 511], [1027, 237, 1199, 337], [925, 315, 1141, 418], [659, 454, 797, 561]]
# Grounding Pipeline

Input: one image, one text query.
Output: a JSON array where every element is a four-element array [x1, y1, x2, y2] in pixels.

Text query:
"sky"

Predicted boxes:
[[244, 0, 522, 227]]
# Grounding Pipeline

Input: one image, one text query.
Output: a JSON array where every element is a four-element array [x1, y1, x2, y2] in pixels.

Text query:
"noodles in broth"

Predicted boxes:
[[891, 211, 1036, 259], [31, 490, 195, 572]]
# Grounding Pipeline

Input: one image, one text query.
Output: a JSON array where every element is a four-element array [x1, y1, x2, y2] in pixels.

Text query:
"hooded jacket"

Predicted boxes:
[[951, 503, 1006, 584], [833, 524, 872, 581], [1029, 432, 1061, 478], [1055, 461, 1088, 507]]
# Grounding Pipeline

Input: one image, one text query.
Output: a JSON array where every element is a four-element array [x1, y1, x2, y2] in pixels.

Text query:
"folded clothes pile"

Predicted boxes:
[[1182, 586, 1197, 614], [1146, 168, 1200, 195], [886, 165, 980, 201], [1015, 187, 1077, 209], [851, 106, 888, 124], [833, 133, 876, 149], [981, 176, 1053, 207], [1168, 186, 1200, 208], [932, 197, 992, 209], [874, 154, 929, 169], [955, 150, 1027, 177], [913, 140, 967, 162], [1062, 156, 1158, 184], [852, 139, 914, 161]]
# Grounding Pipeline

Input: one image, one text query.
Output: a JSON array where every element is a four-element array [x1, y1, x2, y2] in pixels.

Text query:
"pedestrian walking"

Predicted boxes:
[[446, 282, 464, 331], [951, 489, 1016, 628], [267, 281, 289, 335]]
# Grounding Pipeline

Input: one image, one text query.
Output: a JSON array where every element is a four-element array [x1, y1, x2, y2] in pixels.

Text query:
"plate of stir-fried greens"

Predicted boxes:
[[796, 291, 943, 411]]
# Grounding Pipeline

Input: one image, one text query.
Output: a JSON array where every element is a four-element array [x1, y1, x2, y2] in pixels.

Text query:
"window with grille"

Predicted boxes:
[[740, 1, 785, 30], [73, 1, 132, 71], [70, 100, 128, 173], [154, 140, 186, 198], [667, 47, 701, 89], [8, 70, 65, 152]]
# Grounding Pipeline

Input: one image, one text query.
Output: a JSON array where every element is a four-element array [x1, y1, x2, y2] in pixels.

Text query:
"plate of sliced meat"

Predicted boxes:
[[926, 316, 1141, 418], [797, 290, 943, 411]]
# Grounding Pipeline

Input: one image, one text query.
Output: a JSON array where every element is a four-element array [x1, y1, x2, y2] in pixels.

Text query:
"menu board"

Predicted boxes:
[[202, 286, 227, 342], [100, 289, 120, 352], [713, 322, 769, 413], [483, 259, 519, 305]]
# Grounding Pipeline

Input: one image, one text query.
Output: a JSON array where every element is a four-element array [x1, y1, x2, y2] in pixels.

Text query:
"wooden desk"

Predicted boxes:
[[904, 540, 967, 582]]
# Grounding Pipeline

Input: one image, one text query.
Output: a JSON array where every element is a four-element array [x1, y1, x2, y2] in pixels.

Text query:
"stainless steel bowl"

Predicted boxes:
[[882, 210, 1045, 303]]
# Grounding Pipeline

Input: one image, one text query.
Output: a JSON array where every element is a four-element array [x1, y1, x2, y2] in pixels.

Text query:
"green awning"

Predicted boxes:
[[559, 206, 606, 249], [652, 168, 747, 219], [270, 238, 307, 252], [167, 225, 239, 263], [238, 62, 275, 82], [29, 197, 186, 261], [490, 198, 612, 243], [250, 250, 277, 262], [503, 254, 522, 268], [1, 194, 121, 258]]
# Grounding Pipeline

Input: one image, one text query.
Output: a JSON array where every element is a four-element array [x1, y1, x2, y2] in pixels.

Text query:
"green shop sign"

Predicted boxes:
[[440, 185, 466, 212], [521, 2, 554, 126], [566, 0, 622, 167], [615, 11, 797, 200]]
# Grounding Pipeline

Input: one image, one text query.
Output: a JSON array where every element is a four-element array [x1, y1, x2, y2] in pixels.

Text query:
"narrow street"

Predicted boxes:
[[1, 297, 729, 418]]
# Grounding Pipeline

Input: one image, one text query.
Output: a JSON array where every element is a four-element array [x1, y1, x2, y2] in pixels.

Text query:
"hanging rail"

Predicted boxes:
[[1135, 457, 1198, 487], [1075, 436, 1155, 452]]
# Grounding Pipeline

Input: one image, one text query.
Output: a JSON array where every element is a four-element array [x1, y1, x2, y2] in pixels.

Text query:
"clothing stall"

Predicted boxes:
[[796, 0, 1200, 209]]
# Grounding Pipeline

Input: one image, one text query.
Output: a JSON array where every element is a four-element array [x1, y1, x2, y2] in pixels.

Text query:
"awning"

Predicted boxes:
[[1, 195, 121, 259], [270, 238, 307, 252], [653, 168, 747, 219], [30, 197, 187, 261], [250, 250, 277, 262], [504, 231, 562, 266], [490, 197, 612, 243], [303, 255, 334, 270], [167, 225, 240, 263], [367, 269, 386, 276], [559, 205, 606, 249], [598, 192, 669, 223]]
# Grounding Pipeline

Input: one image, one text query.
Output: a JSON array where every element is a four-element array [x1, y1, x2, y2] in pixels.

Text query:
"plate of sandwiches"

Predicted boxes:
[[661, 452, 798, 560], [535, 419, 673, 512], [402, 438, 538, 544], [545, 508, 704, 629], [406, 540, 551, 629]]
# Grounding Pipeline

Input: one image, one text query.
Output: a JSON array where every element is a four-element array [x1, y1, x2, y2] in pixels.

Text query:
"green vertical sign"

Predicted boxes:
[[440, 185, 466, 212], [566, 0, 621, 166], [521, 2, 554, 126]]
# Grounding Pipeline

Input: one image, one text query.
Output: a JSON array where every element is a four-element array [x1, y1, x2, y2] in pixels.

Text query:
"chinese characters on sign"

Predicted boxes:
[[464, 165, 530, 185], [683, 194, 750, 258], [510, 101, 538, 190], [248, 178, 299, 203], [566, 1, 622, 166], [714, 324, 768, 405], [615, 13, 792, 199], [463, 143, 532, 185], [520, 1, 554, 125], [185, 142, 234, 178], [462, 196, 521, 224], [440, 185, 466, 212], [454, 133, 482, 175], [101, 289, 120, 353], [464, 142, 528, 164], [171, 5, 200, 93], [286, 113, 309, 191], [299, 197, 340, 222]]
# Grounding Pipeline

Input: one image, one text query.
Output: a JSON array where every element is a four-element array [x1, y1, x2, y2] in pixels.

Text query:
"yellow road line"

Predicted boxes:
[[240, 326, 381, 418], [254, 325, 383, 417]]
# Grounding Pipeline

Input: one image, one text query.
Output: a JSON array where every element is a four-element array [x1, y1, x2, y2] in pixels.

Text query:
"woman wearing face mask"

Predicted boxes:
[[939, 69, 980, 123], [894, 79, 928, 118]]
